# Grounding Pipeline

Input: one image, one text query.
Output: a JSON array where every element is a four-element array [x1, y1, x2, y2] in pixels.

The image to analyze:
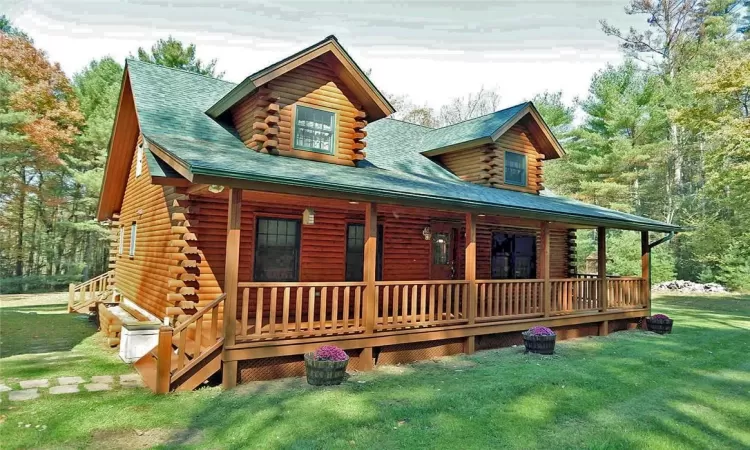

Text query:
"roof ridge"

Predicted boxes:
[[126, 58, 237, 85], [428, 101, 530, 132]]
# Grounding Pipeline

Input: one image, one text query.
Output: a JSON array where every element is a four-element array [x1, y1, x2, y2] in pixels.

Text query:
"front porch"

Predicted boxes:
[[141, 187, 655, 392]]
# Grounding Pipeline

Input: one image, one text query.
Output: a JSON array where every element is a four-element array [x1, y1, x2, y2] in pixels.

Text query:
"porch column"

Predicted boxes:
[[641, 231, 651, 312], [464, 213, 477, 354], [540, 221, 551, 317], [222, 188, 242, 389], [598, 226, 607, 312], [361, 202, 377, 370]]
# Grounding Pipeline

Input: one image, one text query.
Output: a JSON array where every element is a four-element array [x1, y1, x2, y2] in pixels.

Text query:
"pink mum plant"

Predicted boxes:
[[526, 326, 555, 336], [651, 313, 671, 320], [314, 345, 348, 362]]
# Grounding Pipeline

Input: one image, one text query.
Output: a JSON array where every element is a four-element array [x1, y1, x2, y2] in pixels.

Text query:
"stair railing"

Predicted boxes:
[[154, 293, 226, 393], [68, 270, 114, 312]]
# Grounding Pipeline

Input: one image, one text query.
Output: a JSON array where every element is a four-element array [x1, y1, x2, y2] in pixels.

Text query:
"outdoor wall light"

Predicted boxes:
[[208, 185, 225, 194], [422, 226, 432, 240]]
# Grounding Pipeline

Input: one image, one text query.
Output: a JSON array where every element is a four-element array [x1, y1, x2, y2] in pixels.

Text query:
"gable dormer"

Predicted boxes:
[[207, 36, 394, 166], [421, 103, 564, 194]]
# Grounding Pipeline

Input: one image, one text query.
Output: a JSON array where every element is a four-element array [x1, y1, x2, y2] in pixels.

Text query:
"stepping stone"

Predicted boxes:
[[50, 385, 79, 395], [58, 376, 85, 385], [119, 374, 141, 383], [84, 383, 111, 392], [120, 379, 145, 388], [91, 375, 114, 384], [9, 389, 39, 401], [20, 379, 49, 389], [0, 384, 11, 392]]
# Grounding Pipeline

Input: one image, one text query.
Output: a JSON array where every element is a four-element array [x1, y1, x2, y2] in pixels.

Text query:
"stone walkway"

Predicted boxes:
[[1, 374, 144, 402]]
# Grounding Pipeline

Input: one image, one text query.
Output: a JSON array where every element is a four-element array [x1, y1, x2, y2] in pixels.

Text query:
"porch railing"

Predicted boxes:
[[68, 270, 114, 312], [375, 280, 469, 331], [475, 279, 545, 321], [237, 282, 367, 340], [550, 278, 602, 313], [608, 277, 647, 309], [233, 277, 647, 341]]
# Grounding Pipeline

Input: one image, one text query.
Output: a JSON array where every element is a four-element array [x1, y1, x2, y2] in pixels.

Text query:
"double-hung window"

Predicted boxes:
[[491, 232, 536, 279], [504, 151, 527, 186], [129, 223, 137, 257], [345, 223, 383, 281], [253, 218, 301, 282], [293, 105, 335, 154]]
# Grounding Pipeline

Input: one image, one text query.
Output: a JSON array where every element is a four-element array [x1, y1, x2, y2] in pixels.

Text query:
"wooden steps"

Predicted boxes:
[[134, 293, 227, 393]]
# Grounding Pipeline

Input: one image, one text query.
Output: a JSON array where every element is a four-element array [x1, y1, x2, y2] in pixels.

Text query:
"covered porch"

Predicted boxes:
[[212, 188, 653, 388]]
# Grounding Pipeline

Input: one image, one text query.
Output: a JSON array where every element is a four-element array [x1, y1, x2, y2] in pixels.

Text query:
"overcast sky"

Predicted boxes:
[[3, 0, 643, 109]]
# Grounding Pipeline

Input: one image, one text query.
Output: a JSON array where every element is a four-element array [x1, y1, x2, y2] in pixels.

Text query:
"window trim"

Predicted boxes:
[[252, 217, 302, 282], [292, 104, 337, 155], [135, 144, 144, 177], [118, 226, 124, 256], [503, 150, 527, 187], [129, 222, 137, 258]]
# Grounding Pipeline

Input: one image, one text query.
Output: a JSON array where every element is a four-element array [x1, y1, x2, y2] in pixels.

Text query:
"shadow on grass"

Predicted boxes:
[[158, 325, 750, 449], [0, 305, 97, 358]]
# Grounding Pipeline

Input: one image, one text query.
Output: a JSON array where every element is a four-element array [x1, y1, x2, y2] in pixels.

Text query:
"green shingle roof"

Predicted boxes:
[[126, 59, 679, 232]]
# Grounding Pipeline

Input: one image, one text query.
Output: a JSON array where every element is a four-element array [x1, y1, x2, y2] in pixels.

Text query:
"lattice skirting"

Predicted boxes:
[[236, 320, 641, 383], [376, 339, 464, 366], [238, 350, 363, 383]]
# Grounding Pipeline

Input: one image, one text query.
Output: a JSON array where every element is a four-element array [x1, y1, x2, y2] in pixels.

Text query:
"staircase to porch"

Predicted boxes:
[[68, 271, 115, 313], [134, 294, 226, 392]]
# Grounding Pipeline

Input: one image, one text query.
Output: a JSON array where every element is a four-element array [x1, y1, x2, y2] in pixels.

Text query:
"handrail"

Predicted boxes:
[[173, 293, 226, 334], [73, 270, 112, 290], [238, 281, 367, 288]]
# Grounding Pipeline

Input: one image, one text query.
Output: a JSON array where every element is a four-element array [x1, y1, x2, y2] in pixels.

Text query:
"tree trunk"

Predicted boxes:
[[14, 167, 26, 277]]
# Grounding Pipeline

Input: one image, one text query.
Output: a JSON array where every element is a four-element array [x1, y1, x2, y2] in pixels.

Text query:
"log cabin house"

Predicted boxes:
[[79, 35, 681, 392]]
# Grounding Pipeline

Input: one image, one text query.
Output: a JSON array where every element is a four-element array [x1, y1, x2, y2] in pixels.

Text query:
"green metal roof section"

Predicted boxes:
[[127, 59, 680, 233], [417, 103, 529, 153], [143, 147, 180, 179]]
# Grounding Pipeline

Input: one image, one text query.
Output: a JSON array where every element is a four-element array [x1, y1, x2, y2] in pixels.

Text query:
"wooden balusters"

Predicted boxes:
[[372, 281, 469, 331], [474, 280, 544, 321]]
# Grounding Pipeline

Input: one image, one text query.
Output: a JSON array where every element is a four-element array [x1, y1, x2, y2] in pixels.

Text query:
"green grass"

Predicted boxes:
[[0, 293, 134, 383], [1, 294, 749, 449]]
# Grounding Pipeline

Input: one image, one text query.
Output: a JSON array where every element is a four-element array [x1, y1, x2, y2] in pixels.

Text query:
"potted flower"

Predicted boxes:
[[304, 345, 349, 386], [646, 313, 673, 335], [522, 326, 556, 355]]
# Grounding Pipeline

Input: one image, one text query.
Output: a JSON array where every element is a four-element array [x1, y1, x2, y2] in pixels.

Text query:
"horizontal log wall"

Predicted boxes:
[[438, 122, 545, 194], [113, 137, 174, 319], [230, 55, 366, 166]]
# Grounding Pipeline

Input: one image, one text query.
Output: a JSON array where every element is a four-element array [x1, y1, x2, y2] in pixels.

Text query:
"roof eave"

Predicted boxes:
[[206, 77, 257, 118], [186, 163, 680, 233]]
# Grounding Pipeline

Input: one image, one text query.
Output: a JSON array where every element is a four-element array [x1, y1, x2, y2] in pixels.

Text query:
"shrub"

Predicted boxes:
[[526, 326, 555, 336], [313, 345, 348, 362], [651, 313, 670, 320]]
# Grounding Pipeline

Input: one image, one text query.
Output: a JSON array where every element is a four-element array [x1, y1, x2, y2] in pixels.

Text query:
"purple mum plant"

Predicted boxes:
[[526, 326, 555, 336], [651, 313, 670, 320], [314, 345, 348, 362]]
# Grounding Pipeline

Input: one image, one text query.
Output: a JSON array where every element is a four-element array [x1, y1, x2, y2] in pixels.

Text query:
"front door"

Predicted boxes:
[[430, 222, 458, 279]]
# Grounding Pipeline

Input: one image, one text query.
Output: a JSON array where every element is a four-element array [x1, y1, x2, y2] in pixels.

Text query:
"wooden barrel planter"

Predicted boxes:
[[646, 317, 673, 335], [522, 330, 557, 355], [304, 353, 349, 386]]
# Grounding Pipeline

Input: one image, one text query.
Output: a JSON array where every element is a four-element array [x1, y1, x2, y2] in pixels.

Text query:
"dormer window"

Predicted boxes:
[[504, 151, 526, 186], [293, 105, 336, 155]]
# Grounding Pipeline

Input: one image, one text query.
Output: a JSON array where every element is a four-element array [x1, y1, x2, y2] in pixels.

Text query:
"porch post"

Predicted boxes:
[[222, 188, 242, 389], [641, 231, 651, 312], [361, 202, 377, 370], [598, 227, 607, 312], [541, 221, 551, 317], [464, 213, 477, 354]]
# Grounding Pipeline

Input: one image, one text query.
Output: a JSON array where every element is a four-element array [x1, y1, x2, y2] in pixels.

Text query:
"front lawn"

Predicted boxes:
[[0, 293, 134, 382], [1, 293, 749, 449]]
